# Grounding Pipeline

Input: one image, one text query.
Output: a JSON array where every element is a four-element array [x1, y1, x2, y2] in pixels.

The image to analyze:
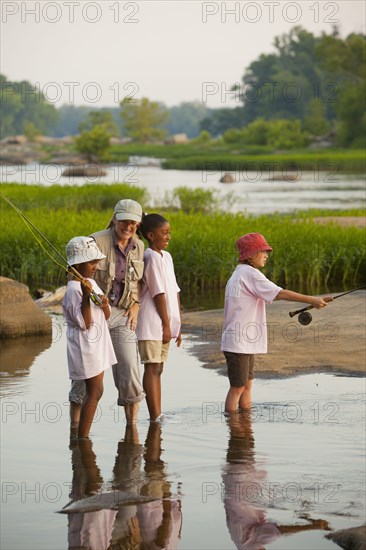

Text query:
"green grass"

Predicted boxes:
[[1, 183, 365, 299], [162, 150, 366, 173], [105, 143, 366, 173]]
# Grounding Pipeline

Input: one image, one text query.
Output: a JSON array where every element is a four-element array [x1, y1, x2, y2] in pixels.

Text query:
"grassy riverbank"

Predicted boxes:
[[107, 143, 365, 173], [1, 183, 365, 298]]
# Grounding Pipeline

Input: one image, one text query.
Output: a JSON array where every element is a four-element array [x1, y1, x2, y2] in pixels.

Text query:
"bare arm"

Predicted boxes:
[[275, 289, 330, 308], [153, 293, 171, 344], [80, 279, 92, 329], [175, 293, 182, 347], [100, 295, 111, 320]]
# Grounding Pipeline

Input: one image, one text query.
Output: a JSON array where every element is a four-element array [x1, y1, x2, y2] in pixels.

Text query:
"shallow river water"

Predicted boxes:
[[1, 317, 365, 550], [1, 163, 365, 214]]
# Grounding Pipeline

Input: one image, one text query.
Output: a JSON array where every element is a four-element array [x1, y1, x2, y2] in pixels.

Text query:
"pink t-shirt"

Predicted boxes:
[[63, 279, 117, 380], [136, 248, 181, 341], [221, 264, 282, 354]]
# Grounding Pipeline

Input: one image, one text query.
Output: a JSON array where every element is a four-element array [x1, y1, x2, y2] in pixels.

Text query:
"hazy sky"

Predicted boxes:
[[1, 1, 365, 108]]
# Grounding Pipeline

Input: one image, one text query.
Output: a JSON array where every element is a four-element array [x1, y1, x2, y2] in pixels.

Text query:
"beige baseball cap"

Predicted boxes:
[[114, 199, 142, 222]]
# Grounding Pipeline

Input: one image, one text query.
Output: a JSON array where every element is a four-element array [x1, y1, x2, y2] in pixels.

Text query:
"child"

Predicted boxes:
[[63, 236, 117, 438], [221, 232, 330, 414], [136, 214, 182, 422]]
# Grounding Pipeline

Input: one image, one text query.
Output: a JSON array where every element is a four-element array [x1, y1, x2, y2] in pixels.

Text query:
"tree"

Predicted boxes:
[[164, 101, 208, 138], [79, 110, 118, 136], [237, 27, 337, 125], [0, 74, 58, 138], [120, 97, 168, 142], [74, 124, 112, 162], [23, 121, 41, 142], [303, 100, 330, 136], [316, 31, 366, 146], [200, 107, 245, 137], [223, 118, 308, 149]]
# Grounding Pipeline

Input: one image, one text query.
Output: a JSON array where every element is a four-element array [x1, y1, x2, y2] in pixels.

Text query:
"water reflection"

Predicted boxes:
[[222, 413, 281, 549], [136, 423, 182, 548], [65, 424, 182, 549], [67, 438, 117, 550], [0, 334, 52, 397], [222, 413, 330, 549]]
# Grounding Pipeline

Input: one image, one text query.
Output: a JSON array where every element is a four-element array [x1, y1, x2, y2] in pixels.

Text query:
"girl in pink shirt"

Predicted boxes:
[[221, 233, 331, 414], [136, 214, 182, 422]]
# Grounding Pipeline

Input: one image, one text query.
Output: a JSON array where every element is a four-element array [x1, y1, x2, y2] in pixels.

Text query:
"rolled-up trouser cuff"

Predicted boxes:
[[109, 308, 145, 407], [69, 380, 86, 404]]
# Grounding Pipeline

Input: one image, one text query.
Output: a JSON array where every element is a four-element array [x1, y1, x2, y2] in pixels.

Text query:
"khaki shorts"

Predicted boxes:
[[138, 340, 170, 364], [223, 351, 254, 387]]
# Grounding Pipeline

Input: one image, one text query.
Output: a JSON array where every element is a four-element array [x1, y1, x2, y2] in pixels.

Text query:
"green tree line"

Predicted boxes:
[[1, 27, 364, 147], [201, 27, 366, 147]]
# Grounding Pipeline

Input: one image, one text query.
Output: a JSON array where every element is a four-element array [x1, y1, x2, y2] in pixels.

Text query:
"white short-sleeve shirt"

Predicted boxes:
[[136, 248, 181, 341], [221, 264, 282, 354], [63, 279, 117, 380]]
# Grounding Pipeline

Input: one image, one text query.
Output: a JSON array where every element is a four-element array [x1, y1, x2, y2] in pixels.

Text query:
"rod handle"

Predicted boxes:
[[289, 304, 314, 318], [289, 296, 333, 318]]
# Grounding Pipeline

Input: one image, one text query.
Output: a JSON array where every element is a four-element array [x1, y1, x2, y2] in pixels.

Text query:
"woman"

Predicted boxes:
[[71, 199, 145, 425]]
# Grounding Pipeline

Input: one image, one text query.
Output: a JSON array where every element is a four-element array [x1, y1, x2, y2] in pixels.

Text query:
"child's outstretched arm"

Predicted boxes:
[[153, 293, 171, 344], [275, 290, 331, 308]]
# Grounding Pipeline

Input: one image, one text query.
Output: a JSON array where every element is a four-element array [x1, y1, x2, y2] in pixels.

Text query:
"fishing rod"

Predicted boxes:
[[289, 284, 366, 325], [0, 191, 103, 306]]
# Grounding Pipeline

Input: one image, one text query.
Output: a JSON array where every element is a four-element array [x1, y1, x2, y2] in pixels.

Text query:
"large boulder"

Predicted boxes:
[[36, 285, 66, 315], [0, 277, 52, 338], [326, 526, 366, 550]]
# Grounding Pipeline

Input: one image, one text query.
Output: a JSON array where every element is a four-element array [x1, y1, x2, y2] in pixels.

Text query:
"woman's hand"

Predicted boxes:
[[124, 302, 140, 331]]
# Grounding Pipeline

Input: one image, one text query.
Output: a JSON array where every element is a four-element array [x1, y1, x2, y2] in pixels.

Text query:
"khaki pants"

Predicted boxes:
[[108, 307, 145, 406]]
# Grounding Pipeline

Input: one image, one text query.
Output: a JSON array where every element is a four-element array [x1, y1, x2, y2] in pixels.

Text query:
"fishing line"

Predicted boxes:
[[0, 191, 103, 305]]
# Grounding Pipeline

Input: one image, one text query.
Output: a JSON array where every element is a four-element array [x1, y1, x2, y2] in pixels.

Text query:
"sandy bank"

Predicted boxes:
[[181, 290, 366, 378]]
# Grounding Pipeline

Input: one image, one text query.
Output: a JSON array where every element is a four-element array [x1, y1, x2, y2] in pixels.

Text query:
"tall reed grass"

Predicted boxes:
[[1, 183, 365, 299], [162, 150, 366, 173]]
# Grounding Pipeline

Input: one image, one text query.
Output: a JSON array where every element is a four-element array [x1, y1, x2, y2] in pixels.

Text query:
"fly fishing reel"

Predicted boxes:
[[298, 311, 312, 325]]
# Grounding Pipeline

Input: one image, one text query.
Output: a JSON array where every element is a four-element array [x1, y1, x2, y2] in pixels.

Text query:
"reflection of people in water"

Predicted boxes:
[[109, 423, 182, 549], [138, 423, 182, 548], [67, 438, 117, 550], [66, 425, 182, 549], [223, 413, 330, 549], [223, 412, 281, 549], [109, 425, 145, 547]]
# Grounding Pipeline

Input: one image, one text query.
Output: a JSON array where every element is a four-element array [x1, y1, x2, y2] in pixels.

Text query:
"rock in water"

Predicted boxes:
[[0, 277, 52, 337], [61, 164, 107, 177], [220, 173, 235, 183], [326, 525, 366, 550]]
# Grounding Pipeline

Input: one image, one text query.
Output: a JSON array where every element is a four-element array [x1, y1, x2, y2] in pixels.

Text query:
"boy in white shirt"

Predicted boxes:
[[221, 233, 330, 413]]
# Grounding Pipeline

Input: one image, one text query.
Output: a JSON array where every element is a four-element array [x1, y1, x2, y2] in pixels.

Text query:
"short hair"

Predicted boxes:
[[139, 213, 168, 242]]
